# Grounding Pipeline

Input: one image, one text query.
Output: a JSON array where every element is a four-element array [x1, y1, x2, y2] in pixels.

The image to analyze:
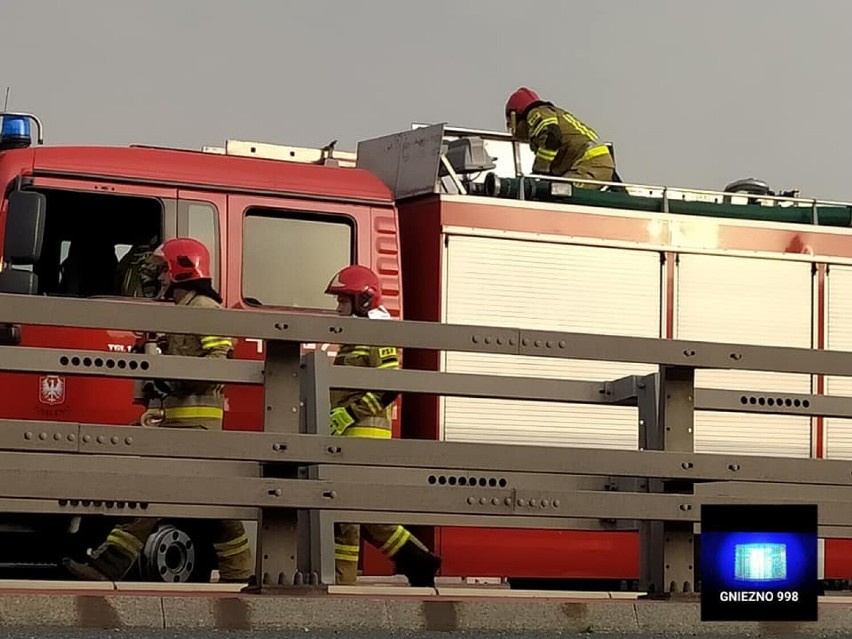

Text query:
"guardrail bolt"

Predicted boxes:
[[467, 497, 476, 505], [24, 432, 33, 440]]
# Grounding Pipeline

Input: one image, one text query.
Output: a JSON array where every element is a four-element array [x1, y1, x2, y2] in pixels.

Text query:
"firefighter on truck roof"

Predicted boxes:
[[325, 264, 442, 587], [63, 237, 253, 583], [505, 86, 616, 189]]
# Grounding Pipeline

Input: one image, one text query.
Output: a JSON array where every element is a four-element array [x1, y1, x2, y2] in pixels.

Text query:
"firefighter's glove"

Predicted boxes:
[[139, 408, 165, 428], [151, 379, 175, 398], [330, 406, 356, 436]]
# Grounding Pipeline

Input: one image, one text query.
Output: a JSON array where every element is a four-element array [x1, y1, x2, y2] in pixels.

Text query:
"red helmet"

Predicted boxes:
[[325, 264, 382, 313], [152, 237, 211, 287], [505, 87, 542, 118]]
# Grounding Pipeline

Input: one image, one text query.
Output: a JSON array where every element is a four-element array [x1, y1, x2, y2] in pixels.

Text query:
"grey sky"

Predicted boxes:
[[2, 1, 851, 200]]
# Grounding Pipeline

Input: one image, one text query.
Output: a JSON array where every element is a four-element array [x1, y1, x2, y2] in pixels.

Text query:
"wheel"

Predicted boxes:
[[138, 522, 214, 583]]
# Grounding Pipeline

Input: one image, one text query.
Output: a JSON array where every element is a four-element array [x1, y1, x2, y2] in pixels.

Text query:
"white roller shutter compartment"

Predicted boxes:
[[675, 254, 813, 457], [823, 265, 852, 459], [441, 234, 662, 450]]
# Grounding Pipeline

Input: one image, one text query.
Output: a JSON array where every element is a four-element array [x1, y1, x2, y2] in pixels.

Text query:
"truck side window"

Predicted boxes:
[[29, 188, 162, 298], [241, 209, 353, 310], [178, 201, 219, 290]]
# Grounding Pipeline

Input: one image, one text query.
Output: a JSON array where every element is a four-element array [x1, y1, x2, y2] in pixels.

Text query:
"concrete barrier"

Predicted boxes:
[[1, 584, 852, 635]]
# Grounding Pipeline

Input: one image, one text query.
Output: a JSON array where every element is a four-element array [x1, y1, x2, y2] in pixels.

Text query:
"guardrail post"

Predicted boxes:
[[638, 366, 696, 597], [298, 350, 336, 586], [252, 339, 303, 591]]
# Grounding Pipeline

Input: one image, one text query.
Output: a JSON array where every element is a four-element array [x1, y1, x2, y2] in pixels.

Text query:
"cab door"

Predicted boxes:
[[223, 193, 363, 433], [2, 176, 177, 425]]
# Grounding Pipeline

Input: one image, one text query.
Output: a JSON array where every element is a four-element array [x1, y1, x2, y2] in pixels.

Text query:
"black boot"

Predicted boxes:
[[393, 540, 441, 587], [62, 541, 134, 582]]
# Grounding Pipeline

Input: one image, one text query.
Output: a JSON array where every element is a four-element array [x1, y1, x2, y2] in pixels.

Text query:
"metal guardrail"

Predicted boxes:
[[436, 125, 847, 217], [1, 292, 852, 595]]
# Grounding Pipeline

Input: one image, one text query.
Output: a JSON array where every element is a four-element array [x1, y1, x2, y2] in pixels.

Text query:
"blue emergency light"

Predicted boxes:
[[0, 115, 32, 150], [734, 542, 787, 581]]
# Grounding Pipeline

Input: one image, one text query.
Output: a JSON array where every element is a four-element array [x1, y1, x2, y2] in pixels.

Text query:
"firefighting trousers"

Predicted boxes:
[[89, 517, 253, 581], [560, 152, 615, 190], [334, 522, 430, 585], [161, 394, 225, 430]]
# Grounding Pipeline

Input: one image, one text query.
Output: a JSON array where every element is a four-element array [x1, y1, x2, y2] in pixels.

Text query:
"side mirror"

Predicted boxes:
[[4, 190, 46, 264]]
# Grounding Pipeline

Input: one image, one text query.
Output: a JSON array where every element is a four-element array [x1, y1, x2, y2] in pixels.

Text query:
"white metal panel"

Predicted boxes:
[[441, 235, 662, 449], [675, 254, 813, 457], [823, 265, 852, 459]]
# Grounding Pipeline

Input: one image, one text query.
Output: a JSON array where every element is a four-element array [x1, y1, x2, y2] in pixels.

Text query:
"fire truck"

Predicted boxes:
[[2, 111, 852, 588]]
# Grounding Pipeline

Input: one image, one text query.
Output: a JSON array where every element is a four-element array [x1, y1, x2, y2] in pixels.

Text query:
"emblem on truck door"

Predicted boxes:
[[38, 375, 66, 406]]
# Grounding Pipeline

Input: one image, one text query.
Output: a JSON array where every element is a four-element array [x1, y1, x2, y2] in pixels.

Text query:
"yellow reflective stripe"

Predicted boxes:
[[377, 360, 399, 369], [536, 148, 557, 162], [335, 543, 360, 561], [561, 112, 597, 140], [201, 340, 232, 350], [579, 144, 610, 162], [380, 525, 411, 558], [350, 348, 371, 357], [335, 553, 359, 562], [214, 533, 249, 552], [164, 406, 224, 419], [527, 111, 542, 126], [201, 336, 232, 348], [362, 392, 384, 414], [531, 116, 558, 137], [107, 529, 144, 557], [217, 540, 251, 558], [343, 426, 392, 439]]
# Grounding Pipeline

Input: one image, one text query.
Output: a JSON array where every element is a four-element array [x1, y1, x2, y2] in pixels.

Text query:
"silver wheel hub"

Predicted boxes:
[[140, 524, 195, 582]]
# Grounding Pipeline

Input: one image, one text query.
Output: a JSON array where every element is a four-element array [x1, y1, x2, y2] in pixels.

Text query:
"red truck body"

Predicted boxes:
[[3, 119, 852, 584]]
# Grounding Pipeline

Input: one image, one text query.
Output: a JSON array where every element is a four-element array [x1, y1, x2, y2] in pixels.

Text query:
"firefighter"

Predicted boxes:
[[63, 238, 253, 583], [325, 264, 442, 587], [505, 87, 616, 189]]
